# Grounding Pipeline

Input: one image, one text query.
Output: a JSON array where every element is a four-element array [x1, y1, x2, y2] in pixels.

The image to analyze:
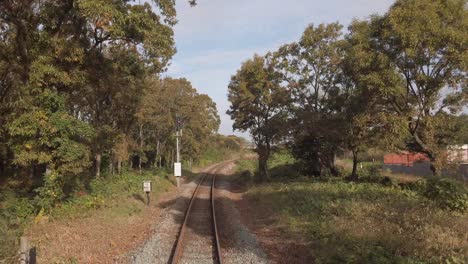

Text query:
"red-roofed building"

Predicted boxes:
[[383, 152, 429, 166]]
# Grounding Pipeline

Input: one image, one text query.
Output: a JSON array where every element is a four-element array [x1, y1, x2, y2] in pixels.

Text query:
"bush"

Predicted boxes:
[[34, 171, 65, 212], [245, 180, 468, 262], [423, 178, 468, 212], [359, 175, 398, 187], [238, 170, 254, 185], [0, 190, 35, 261], [359, 163, 382, 178], [400, 179, 427, 193]]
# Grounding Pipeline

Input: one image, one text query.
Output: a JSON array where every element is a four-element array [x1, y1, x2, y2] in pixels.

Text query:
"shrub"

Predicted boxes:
[[423, 178, 468, 212], [34, 171, 65, 212], [400, 179, 427, 193], [359, 175, 398, 187], [239, 170, 253, 185], [359, 163, 382, 178]]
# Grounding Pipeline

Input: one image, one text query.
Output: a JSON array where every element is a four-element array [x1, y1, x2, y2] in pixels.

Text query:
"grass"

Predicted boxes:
[[0, 168, 175, 263], [48, 168, 174, 220], [194, 147, 250, 169], [236, 152, 468, 263]]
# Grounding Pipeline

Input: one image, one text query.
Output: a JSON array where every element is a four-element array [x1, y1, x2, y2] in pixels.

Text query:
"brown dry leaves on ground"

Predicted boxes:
[[26, 187, 178, 263], [233, 184, 313, 264]]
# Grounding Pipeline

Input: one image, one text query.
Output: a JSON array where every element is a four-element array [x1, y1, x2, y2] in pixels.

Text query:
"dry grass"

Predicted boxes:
[[246, 181, 468, 263], [381, 170, 423, 183], [0, 169, 175, 264]]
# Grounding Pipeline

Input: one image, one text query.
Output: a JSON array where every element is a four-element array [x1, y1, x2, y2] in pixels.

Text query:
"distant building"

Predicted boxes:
[[447, 144, 468, 164], [382, 145, 468, 181], [383, 152, 429, 166]]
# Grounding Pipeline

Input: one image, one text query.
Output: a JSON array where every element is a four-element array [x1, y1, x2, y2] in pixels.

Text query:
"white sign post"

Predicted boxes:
[[174, 162, 182, 177], [143, 181, 152, 205]]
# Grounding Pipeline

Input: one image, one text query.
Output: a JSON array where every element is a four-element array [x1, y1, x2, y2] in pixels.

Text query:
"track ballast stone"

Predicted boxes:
[[126, 162, 269, 264]]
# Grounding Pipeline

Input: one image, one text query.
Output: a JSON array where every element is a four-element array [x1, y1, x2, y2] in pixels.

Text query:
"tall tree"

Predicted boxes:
[[8, 91, 93, 207], [369, 0, 468, 174], [136, 77, 220, 168], [274, 23, 345, 176], [227, 55, 288, 181], [0, 0, 185, 191], [340, 19, 408, 180]]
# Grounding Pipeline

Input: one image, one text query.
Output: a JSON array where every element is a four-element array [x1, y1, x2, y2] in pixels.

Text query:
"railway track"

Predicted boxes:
[[170, 163, 224, 264]]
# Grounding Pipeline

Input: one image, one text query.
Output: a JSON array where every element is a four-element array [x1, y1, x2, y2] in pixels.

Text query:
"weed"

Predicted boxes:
[[237, 152, 468, 263], [0, 168, 173, 260]]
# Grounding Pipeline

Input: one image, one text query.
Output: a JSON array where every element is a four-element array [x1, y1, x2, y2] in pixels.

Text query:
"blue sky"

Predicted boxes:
[[164, 0, 395, 137]]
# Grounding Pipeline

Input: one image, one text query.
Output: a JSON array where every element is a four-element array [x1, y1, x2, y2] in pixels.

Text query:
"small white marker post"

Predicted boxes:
[[143, 181, 152, 205]]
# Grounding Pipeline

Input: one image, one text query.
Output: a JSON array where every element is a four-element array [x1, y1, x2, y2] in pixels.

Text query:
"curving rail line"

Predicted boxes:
[[170, 163, 223, 264]]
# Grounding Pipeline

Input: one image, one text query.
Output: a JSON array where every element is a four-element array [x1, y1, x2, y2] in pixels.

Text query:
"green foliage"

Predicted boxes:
[[227, 54, 289, 180], [368, 0, 468, 174], [34, 171, 65, 212], [136, 77, 220, 165], [238, 152, 468, 262], [400, 177, 468, 212], [236, 170, 254, 187], [247, 178, 468, 263], [0, 190, 35, 262], [275, 23, 346, 177], [0, 0, 220, 216], [195, 135, 249, 169], [227, 0, 467, 180], [0, 168, 174, 260], [423, 178, 468, 212], [358, 175, 398, 188], [8, 91, 93, 174]]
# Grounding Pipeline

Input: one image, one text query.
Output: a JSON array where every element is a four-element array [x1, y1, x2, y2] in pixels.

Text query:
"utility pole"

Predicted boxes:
[[176, 130, 180, 163], [175, 117, 182, 187]]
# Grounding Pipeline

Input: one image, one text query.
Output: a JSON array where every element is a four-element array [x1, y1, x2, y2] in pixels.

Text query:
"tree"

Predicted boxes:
[[274, 23, 345, 176], [227, 55, 288, 181], [369, 0, 468, 175], [0, 0, 193, 197], [340, 19, 408, 180], [8, 91, 93, 205], [136, 77, 220, 168]]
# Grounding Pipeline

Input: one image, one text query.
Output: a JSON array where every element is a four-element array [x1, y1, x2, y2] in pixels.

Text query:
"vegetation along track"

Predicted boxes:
[[170, 162, 225, 264]]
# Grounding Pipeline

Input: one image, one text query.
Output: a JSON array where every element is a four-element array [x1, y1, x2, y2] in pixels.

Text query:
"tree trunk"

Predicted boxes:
[[411, 131, 440, 176], [95, 153, 101, 177], [138, 159, 142, 174], [258, 155, 269, 182], [170, 149, 174, 168], [109, 157, 114, 175], [155, 140, 160, 168], [323, 151, 338, 176], [429, 158, 441, 176], [349, 150, 358, 181], [117, 159, 122, 174], [0, 157, 4, 177], [139, 124, 143, 174], [257, 144, 270, 182]]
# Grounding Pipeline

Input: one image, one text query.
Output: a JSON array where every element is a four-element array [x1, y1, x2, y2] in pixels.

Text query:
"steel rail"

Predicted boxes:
[[170, 163, 223, 264], [211, 168, 223, 264]]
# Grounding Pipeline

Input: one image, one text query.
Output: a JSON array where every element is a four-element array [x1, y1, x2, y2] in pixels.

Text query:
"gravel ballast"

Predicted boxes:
[[126, 161, 269, 264]]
